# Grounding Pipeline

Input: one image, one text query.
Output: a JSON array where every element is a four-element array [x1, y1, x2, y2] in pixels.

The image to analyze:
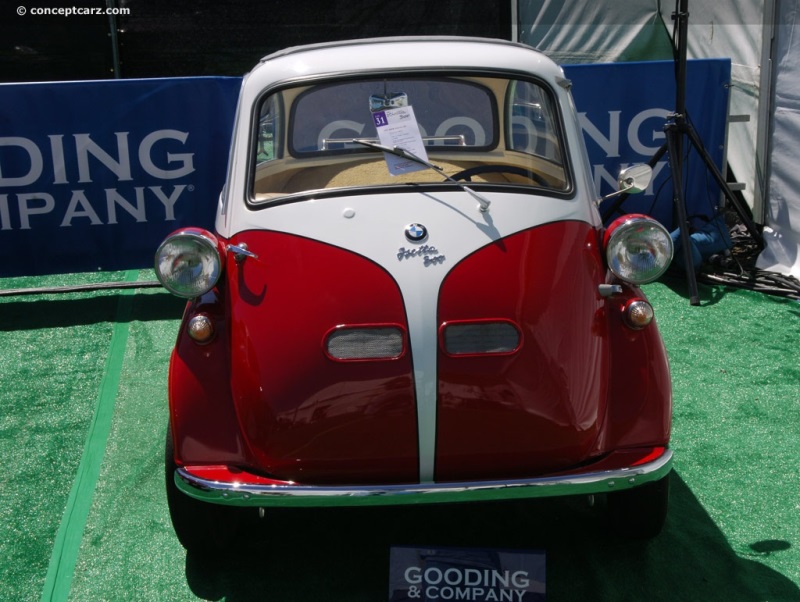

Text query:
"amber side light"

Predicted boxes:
[[187, 314, 215, 343], [623, 299, 654, 329]]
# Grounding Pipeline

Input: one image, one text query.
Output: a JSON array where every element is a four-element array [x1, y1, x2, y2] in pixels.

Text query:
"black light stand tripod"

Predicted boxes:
[[603, 0, 764, 306]]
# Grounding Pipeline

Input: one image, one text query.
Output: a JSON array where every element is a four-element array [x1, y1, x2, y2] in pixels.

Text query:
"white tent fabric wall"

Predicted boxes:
[[756, 0, 800, 278], [520, 0, 800, 279], [518, 1, 674, 64], [519, 0, 763, 210], [677, 1, 765, 213]]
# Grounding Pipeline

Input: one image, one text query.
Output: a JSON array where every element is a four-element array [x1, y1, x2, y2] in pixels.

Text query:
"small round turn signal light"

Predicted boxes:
[[187, 314, 215, 343], [624, 299, 654, 329]]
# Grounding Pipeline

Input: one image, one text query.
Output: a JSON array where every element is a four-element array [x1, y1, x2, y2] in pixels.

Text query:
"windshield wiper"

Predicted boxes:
[[352, 138, 491, 212]]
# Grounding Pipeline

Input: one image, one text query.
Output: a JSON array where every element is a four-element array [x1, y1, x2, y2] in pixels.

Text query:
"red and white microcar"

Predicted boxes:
[[155, 37, 674, 551]]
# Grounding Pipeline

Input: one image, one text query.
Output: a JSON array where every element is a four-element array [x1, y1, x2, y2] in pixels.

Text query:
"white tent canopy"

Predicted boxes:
[[756, 0, 800, 277], [518, 0, 800, 279]]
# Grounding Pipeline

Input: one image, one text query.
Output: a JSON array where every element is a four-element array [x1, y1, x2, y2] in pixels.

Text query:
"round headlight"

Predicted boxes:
[[154, 229, 224, 298], [604, 215, 673, 284]]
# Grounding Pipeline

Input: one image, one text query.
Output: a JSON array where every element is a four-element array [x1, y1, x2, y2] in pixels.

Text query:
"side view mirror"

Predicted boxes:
[[598, 164, 653, 204], [618, 164, 653, 194]]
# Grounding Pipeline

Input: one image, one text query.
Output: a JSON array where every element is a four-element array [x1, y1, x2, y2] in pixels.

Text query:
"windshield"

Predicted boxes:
[[252, 75, 569, 203]]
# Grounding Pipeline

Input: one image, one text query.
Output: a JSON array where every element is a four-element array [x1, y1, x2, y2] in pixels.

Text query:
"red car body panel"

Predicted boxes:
[[227, 230, 419, 484], [169, 221, 671, 486], [435, 221, 607, 480], [169, 291, 245, 465]]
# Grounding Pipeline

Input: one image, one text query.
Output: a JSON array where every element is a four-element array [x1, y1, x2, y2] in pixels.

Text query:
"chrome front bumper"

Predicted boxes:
[[174, 448, 673, 507]]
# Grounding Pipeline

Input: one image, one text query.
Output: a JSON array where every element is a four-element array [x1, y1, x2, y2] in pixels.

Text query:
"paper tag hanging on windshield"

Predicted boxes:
[[372, 106, 429, 176]]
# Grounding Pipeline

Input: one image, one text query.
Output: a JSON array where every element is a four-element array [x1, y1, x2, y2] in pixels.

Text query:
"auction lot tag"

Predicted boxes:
[[372, 106, 429, 176], [389, 545, 546, 601]]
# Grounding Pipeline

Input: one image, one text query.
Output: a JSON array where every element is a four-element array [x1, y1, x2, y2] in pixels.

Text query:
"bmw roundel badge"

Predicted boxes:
[[405, 223, 428, 242]]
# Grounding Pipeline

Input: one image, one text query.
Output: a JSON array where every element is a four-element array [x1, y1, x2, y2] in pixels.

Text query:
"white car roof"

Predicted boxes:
[[242, 37, 567, 95]]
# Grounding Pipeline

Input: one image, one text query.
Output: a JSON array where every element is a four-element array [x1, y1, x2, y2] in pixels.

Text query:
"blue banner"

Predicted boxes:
[[0, 77, 240, 277], [564, 59, 731, 228], [0, 61, 729, 277]]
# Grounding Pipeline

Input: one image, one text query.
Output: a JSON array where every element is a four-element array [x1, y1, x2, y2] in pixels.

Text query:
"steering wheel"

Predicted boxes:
[[450, 164, 549, 187]]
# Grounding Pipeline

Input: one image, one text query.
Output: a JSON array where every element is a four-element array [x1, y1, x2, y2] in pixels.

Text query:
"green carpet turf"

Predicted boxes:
[[1, 270, 798, 601]]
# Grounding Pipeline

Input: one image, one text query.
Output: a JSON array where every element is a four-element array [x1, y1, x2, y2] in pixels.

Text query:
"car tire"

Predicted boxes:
[[607, 472, 670, 539], [165, 424, 244, 554]]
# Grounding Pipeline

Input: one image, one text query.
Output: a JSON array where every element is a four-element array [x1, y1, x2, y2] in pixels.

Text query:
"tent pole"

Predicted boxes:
[[106, 0, 122, 79]]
